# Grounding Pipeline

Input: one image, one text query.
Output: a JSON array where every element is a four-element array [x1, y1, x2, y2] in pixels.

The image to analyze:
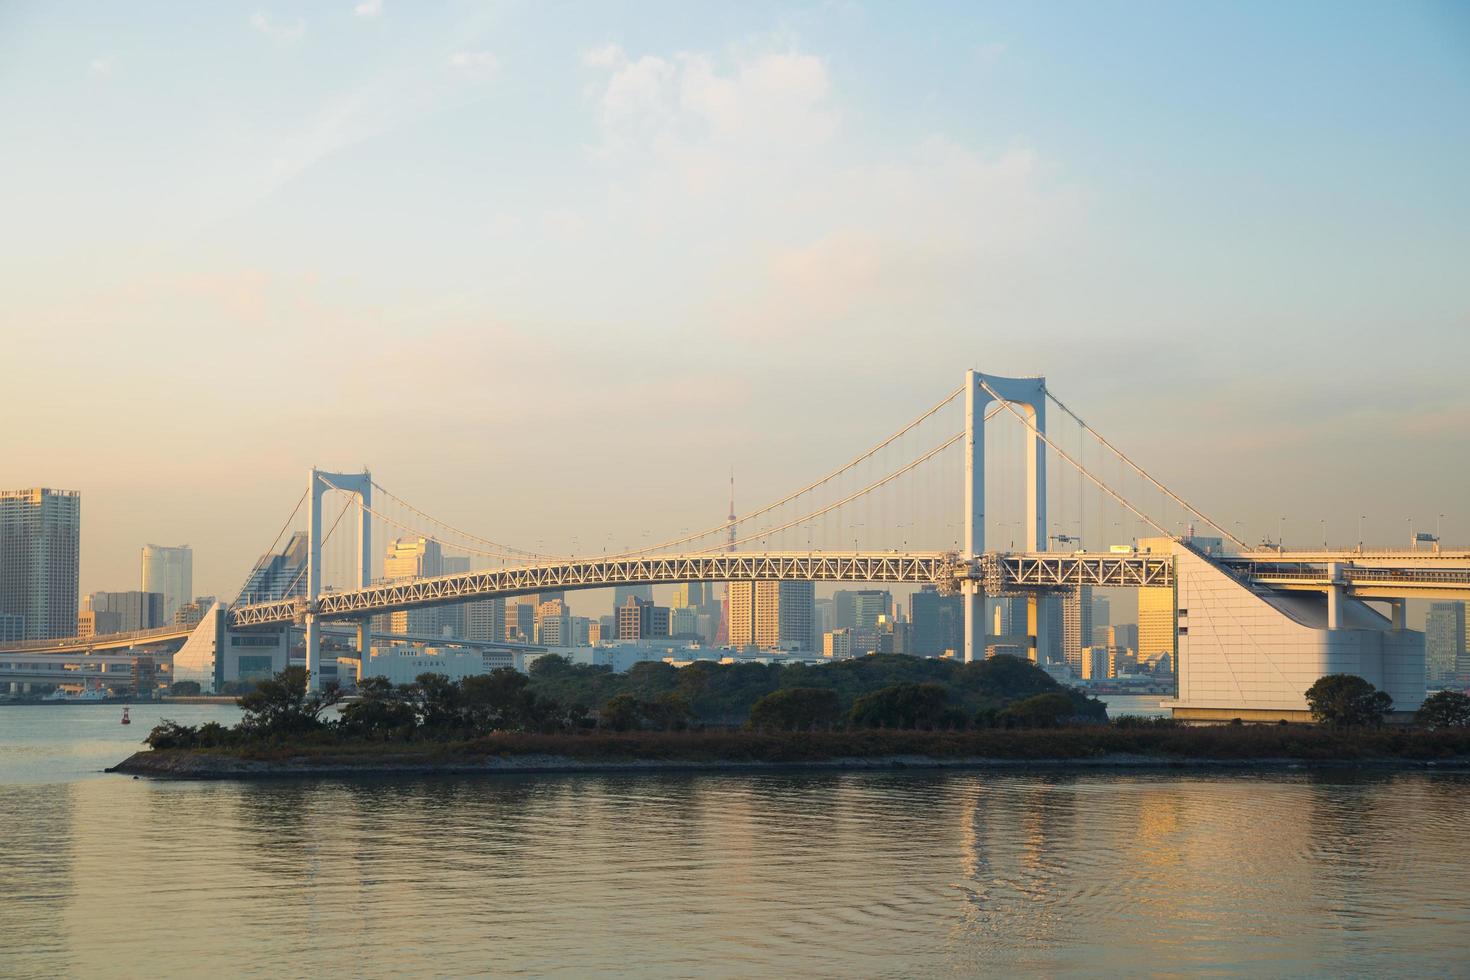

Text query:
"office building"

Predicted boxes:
[[506, 599, 535, 643], [384, 537, 443, 636], [1109, 624, 1139, 653], [1138, 585, 1174, 663], [173, 597, 215, 630], [617, 595, 670, 641], [824, 628, 852, 659], [77, 609, 122, 638], [728, 580, 815, 651], [910, 585, 962, 656], [0, 487, 81, 640], [670, 605, 700, 640], [612, 585, 653, 619], [1081, 645, 1111, 681], [141, 544, 192, 625], [832, 590, 857, 631], [239, 531, 309, 605], [852, 590, 892, 630], [1062, 587, 1093, 673], [0, 613, 23, 643], [671, 582, 707, 610], [1092, 594, 1111, 632], [464, 597, 506, 644], [1426, 602, 1467, 685], [86, 590, 165, 632]]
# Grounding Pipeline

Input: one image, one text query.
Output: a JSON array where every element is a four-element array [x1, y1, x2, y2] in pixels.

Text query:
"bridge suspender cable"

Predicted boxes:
[[612, 387, 982, 559], [695, 432, 965, 554], [1042, 386, 1248, 550], [278, 492, 357, 599], [369, 481, 565, 560], [320, 476, 564, 562], [231, 487, 309, 607], [975, 377, 1176, 543]]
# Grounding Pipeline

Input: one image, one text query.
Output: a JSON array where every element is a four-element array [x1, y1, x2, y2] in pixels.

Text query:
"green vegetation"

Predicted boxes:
[[1305, 674, 1394, 727], [169, 680, 202, 696], [145, 655, 1104, 750], [1416, 690, 1470, 730]]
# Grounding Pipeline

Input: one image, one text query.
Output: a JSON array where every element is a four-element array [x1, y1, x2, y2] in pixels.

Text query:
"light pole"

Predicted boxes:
[[1278, 516, 1286, 551], [1320, 519, 1326, 550], [1358, 515, 1365, 553]]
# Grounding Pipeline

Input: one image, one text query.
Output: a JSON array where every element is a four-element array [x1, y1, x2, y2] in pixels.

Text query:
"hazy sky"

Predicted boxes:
[[2, 1, 1467, 598]]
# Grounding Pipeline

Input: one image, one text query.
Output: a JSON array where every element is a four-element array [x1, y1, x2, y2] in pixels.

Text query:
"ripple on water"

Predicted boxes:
[[2, 711, 1470, 978]]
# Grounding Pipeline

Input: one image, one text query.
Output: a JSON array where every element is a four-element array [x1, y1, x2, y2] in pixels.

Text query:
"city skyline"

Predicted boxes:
[[1, 1, 1466, 597]]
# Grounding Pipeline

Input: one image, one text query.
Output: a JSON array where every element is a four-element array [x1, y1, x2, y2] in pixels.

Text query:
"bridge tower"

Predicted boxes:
[[305, 468, 372, 692], [963, 370, 1048, 663]]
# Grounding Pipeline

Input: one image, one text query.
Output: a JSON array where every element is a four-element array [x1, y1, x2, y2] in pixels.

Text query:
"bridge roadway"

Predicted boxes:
[[228, 551, 1184, 629]]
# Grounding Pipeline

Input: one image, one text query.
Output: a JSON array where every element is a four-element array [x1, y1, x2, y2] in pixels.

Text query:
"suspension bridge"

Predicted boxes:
[[6, 370, 1466, 719]]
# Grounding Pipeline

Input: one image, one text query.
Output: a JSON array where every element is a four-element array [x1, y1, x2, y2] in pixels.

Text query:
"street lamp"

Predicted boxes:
[[1358, 515, 1366, 553]]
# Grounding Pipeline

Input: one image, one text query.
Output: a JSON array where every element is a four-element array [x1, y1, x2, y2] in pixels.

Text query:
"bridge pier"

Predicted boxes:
[[962, 369, 1048, 663]]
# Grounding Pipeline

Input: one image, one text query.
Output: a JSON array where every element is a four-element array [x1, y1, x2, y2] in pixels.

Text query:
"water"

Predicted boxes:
[[3, 707, 1469, 977]]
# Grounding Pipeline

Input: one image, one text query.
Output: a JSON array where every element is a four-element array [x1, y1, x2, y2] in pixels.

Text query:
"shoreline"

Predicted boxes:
[[110, 749, 1470, 780]]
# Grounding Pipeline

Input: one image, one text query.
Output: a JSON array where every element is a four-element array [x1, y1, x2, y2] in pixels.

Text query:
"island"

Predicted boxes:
[[110, 655, 1470, 778]]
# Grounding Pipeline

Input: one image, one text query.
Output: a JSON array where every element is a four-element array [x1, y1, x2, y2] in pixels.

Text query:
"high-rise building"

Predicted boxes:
[[1426, 602, 1467, 685], [384, 537, 444, 636], [616, 595, 670, 640], [1062, 587, 1093, 673], [824, 628, 852, 659], [728, 580, 815, 651], [1137, 586, 1174, 663], [670, 606, 699, 639], [141, 544, 192, 625], [612, 585, 653, 620], [0, 488, 81, 640], [506, 600, 535, 643], [832, 590, 857, 631], [1109, 623, 1139, 653], [1092, 594, 1111, 632], [77, 609, 122, 638], [239, 531, 309, 605], [911, 585, 962, 656], [463, 598, 506, 645], [438, 555, 471, 638], [86, 591, 165, 632], [1081, 645, 1111, 681], [0, 613, 24, 642], [852, 590, 892, 630], [671, 583, 707, 610]]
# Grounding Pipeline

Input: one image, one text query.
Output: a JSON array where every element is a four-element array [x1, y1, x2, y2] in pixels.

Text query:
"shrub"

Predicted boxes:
[[145, 720, 199, 749], [237, 666, 344, 739], [169, 680, 202, 696], [999, 692, 1077, 728]]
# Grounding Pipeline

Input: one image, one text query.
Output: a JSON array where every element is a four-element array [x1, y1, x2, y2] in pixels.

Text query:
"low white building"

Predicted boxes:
[[364, 646, 484, 685], [1161, 541, 1425, 722]]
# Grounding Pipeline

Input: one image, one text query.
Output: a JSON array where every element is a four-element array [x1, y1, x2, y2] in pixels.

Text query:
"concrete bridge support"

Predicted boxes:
[[963, 370, 1048, 662], [305, 468, 372, 691]]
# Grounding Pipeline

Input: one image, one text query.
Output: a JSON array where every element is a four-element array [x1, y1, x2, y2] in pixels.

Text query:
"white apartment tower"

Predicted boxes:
[[0, 488, 81, 640]]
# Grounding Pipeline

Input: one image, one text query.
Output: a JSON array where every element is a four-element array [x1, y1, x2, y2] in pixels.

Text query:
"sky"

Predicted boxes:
[[1, 0, 1467, 599]]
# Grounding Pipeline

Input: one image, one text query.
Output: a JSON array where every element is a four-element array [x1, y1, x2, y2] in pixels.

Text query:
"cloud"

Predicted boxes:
[[582, 43, 626, 69], [88, 56, 113, 78], [250, 11, 306, 46], [354, 0, 383, 18], [448, 50, 499, 81]]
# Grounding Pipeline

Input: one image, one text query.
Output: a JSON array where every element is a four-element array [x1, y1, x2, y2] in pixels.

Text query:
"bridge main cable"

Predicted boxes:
[[976, 376, 1176, 542], [1043, 386, 1248, 550], [610, 385, 979, 558]]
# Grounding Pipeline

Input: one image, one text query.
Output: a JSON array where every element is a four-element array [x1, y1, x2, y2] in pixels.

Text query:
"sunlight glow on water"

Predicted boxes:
[[2, 706, 1467, 977]]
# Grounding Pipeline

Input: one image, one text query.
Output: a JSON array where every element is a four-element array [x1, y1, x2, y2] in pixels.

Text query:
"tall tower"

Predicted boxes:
[[0, 488, 80, 640], [141, 544, 193, 625]]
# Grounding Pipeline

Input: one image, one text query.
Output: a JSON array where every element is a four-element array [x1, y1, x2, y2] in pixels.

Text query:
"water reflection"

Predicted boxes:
[[1, 770, 1467, 977]]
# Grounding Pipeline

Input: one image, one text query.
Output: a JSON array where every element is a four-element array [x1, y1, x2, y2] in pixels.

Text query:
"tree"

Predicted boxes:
[[237, 667, 344, 738], [999, 692, 1077, 728], [169, 680, 202, 696], [1416, 690, 1470, 730], [849, 683, 952, 729], [748, 687, 842, 731], [600, 693, 642, 731], [411, 672, 463, 733], [460, 668, 533, 731], [338, 676, 417, 740], [1304, 674, 1393, 727]]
